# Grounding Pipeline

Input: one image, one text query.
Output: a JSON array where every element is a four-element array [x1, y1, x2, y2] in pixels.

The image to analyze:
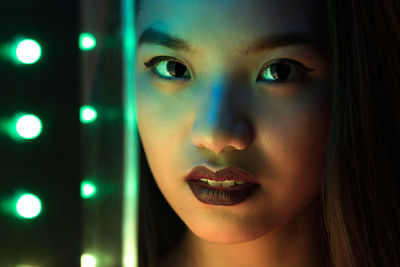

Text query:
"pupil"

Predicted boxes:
[[270, 64, 291, 80], [166, 61, 187, 77]]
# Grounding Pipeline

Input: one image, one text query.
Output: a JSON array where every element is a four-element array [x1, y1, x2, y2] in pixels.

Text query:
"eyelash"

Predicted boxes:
[[143, 56, 314, 83]]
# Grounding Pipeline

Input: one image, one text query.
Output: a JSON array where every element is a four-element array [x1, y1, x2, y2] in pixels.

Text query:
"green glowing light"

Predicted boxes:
[[15, 39, 41, 64], [79, 33, 96, 51], [15, 114, 42, 139], [81, 253, 97, 267], [80, 106, 97, 124], [122, 0, 139, 266], [16, 193, 42, 219], [81, 181, 97, 199]]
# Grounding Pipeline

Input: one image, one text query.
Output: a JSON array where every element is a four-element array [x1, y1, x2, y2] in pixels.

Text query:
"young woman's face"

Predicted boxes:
[[135, 0, 331, 243]]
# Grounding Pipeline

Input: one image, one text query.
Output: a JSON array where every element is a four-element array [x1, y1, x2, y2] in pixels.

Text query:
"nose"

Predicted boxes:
[[191, 81, 253, 155]]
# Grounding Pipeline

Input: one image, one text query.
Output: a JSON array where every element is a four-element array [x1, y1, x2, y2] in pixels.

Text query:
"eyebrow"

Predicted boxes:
[[245, 32, 319, 54], [137, 27, 319, 54], [138, 28, 193, 52]]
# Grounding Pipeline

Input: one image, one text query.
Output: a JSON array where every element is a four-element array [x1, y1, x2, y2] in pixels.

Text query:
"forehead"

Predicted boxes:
[[136, 0, 325, 47]]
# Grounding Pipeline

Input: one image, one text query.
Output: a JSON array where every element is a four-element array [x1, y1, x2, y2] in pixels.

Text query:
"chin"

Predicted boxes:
[[189, 221, 269, 244]]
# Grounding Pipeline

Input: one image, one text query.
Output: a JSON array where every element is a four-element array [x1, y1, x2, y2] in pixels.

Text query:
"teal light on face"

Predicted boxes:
[[15, 114, 42, 139], [16, 193, 42, 219], [81, 253, 97, 267], [15, 39, 42, 64], [79, 33, 97, 51], [80, 106, 97, 124], [81, 181, 97, 199]]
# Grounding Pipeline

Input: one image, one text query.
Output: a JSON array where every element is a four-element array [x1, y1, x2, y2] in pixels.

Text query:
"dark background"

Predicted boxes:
[[0, 1, 81, 266]]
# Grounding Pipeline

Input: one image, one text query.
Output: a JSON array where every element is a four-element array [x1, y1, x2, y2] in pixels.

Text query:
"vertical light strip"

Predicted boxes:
[[122, 0, 139, 266]]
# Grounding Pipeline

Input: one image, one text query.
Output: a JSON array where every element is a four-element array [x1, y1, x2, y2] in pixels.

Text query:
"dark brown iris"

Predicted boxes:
[[270, 63, 291, 80], [166, 61, 187, 77]]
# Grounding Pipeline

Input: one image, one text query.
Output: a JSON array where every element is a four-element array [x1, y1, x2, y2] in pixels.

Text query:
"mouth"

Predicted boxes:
[[185, 165, 259, 206], [187, 179, 259, 206]]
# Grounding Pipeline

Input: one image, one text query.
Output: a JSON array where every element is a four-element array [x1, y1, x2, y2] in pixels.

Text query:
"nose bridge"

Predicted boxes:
[[191, 77, 252, 154], [207, 82, 227, 127]]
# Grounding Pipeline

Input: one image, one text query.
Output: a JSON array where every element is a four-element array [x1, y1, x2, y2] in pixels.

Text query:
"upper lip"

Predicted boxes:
[[185, 165, 259, 184]]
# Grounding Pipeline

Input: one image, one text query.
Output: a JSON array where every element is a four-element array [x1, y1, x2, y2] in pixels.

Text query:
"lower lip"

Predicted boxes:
[[187, 180, 259, 206]]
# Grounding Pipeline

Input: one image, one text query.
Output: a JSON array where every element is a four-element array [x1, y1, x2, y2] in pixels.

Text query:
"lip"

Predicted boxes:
[[185, 165, 259, 206], [187, 180, 259, 205], [184, 165, 259, 184]]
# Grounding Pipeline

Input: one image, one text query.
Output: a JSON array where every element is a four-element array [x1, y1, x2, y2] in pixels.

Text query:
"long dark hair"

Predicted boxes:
[[322, 0, 400, 266], [136, 0, 400, 266]]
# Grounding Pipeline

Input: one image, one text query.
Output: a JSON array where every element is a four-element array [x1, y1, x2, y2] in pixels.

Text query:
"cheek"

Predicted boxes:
[[134, 82, 191, 198], [135, 80, 175, 139], [135, 72, 191, 129], [259, 92, 330, 216]]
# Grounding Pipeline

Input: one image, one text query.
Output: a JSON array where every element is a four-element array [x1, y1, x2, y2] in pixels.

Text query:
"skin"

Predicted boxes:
[[135, 0, 332, 266]]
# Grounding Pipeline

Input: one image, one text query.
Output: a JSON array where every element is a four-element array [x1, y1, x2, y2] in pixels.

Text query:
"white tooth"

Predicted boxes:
[[207, 180, 222, 187], [200, 178, 208, 183], [221, 180, 235, 187], [235, 181, 244, 185]]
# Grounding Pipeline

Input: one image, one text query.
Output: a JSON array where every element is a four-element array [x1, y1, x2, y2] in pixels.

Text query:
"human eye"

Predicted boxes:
[[144, 56, 191, 80], [257, 58, 314, 83]]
